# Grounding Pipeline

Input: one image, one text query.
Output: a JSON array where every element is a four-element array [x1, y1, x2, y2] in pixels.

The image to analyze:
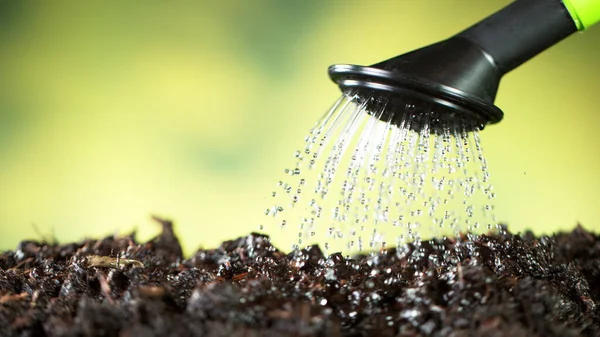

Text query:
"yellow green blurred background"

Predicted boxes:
[[1, 0, 599, 254]]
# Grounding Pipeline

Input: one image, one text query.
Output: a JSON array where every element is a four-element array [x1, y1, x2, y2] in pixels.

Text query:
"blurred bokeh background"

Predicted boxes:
[[1, 0, 599, 254]]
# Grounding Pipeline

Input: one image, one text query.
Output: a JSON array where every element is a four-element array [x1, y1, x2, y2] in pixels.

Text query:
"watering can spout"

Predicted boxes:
[[328, 0, 597, 132]]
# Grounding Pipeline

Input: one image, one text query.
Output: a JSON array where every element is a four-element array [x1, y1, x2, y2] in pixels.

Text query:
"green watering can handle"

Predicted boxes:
[[563, 0, 600, 30]]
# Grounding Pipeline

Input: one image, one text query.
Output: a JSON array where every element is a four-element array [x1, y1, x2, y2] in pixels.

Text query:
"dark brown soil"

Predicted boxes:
[[1, 219, 599, 337]]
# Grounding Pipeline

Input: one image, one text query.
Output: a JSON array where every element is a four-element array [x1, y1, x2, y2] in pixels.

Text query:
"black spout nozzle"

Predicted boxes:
[[329, 0, 578, 133]]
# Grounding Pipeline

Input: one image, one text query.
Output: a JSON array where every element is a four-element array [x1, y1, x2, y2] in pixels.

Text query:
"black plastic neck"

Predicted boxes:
[[457, 0, 577, 74]]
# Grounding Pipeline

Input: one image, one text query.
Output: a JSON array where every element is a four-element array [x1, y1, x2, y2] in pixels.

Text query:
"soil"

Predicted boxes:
[[1, 219, 599, 337]]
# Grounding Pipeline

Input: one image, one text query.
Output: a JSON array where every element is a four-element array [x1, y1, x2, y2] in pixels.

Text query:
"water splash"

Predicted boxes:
[[260, 94, 499, 255]]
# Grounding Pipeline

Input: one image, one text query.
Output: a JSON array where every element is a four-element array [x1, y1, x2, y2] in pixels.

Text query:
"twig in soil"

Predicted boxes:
[[31, 222, 58, 245], [97, 272, 114, 304], [0, 292, 29, 304], [231, 272, 249, 282], [85, 255, 144, 269], [457, 261, 464, 289]]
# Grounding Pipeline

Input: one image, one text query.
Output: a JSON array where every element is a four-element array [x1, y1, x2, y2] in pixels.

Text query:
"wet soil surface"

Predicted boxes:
[[1, 220, 600, 337]]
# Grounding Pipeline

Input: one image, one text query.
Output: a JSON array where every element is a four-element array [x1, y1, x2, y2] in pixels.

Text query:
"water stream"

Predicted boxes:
[[260, 93, 499, 255]]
